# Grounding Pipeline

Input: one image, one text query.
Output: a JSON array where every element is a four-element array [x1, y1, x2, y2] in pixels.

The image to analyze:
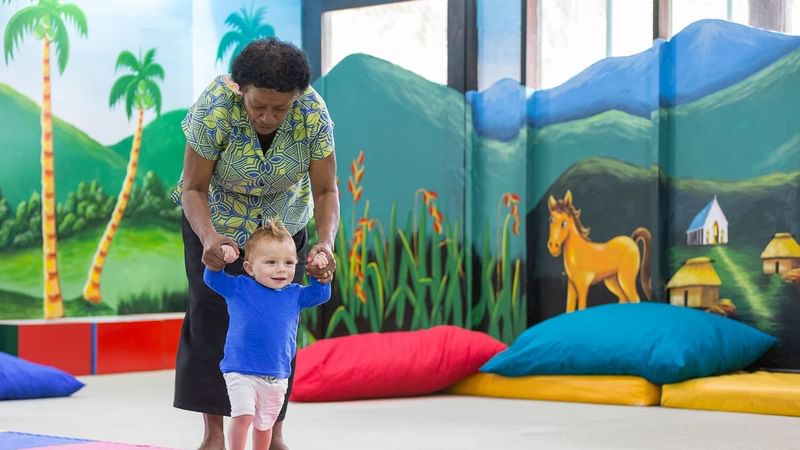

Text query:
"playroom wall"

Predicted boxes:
[[517, 1, 800, 372], [2, 0, 799, 374], [0, 0, 302, 320], [0, 0, 528, 348]]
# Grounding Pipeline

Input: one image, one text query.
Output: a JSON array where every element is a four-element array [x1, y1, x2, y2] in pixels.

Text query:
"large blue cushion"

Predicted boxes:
[[481, 303, 777, 385], [0, 352, 84, 400]]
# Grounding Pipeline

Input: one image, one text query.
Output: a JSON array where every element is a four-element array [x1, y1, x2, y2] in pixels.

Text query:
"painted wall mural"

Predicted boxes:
[[546, 191, 652, 313], [0, 0, 302, 319], [0, 0, 526, 348], [469, 19, 800, 371], [2, 1, 796, 373], [306, 52, 525, 344]]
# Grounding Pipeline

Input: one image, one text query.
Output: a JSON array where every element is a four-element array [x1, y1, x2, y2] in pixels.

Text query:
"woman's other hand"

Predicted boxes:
[[307, 241, 335, 281]]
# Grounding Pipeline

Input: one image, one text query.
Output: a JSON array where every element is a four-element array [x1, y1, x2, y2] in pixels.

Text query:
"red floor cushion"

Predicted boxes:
[[291, 326, 506, 402]]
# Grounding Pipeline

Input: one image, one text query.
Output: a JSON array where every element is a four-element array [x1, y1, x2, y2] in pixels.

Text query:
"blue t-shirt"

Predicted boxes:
[[203, 268, 331, 377]]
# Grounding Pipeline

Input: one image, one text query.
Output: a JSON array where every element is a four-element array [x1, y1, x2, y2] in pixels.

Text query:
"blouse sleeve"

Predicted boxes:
[[308, 95, 335, 161], [182, 79, 231, 160]]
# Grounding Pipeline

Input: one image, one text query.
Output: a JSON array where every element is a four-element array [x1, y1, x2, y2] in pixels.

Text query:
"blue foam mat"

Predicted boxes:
[[0, 431, 94, 449]]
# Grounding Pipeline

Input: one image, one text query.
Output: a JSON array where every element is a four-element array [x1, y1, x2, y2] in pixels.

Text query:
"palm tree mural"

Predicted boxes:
[[3, 0, 87, 319], [216, 3, 274, 70], [82, 48, 163, 303]]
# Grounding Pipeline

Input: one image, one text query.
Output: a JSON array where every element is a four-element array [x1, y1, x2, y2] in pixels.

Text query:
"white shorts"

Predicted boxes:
[[223, 372, 289, 431]]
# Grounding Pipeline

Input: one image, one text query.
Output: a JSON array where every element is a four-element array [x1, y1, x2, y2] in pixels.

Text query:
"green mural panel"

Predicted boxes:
[[0, 325, 19, 356]]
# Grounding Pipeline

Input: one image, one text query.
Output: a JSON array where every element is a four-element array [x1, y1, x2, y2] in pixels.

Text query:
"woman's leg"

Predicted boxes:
[[228, 415, 253, 450], [176, 214, 246, 450], [200, 414, 224, 450]]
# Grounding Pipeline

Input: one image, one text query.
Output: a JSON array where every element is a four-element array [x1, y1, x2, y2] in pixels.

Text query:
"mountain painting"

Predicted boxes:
[[508, 20, 800, 371]]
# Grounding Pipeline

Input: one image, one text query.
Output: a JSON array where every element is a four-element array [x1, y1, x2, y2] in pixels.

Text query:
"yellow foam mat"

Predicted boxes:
[[661, 371, 800, 417], [447, 373, 661, 406]]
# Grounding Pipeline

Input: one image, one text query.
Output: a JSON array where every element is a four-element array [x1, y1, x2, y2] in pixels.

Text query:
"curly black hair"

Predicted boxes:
[[231, 38, 311, 93]]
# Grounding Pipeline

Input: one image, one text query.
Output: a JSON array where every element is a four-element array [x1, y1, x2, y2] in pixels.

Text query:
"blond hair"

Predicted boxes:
[[244, 218, 294, 258]]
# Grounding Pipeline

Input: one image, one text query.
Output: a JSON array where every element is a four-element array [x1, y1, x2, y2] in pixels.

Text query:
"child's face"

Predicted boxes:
[[243, 238, 297, 289]]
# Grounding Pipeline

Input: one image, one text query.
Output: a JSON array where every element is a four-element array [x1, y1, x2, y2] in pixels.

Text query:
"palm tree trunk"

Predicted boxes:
[[41, 38, 64, 319], [83, 107, 144, 303]]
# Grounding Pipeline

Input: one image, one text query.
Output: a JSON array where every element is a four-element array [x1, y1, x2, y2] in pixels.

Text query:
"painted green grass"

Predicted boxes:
[[0, 191, 525, 344], [318, 200, 525, 344], [0, 289, 41, 319], [0, 288, 116, 319], [0, 218, 185, 311], [668, 244, 781, 332]]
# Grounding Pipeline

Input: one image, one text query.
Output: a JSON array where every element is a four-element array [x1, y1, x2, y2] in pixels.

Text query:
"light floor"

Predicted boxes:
[[0, 370, 797, 450]]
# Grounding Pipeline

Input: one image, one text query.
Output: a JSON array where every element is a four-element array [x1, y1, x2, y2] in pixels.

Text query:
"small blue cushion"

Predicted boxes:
[[0, 352, 84, 400], [481, 303, 777, 385]]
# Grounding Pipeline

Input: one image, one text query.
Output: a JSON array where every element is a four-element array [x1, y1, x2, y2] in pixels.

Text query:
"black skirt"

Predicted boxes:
[[174, 214, 307, 418]]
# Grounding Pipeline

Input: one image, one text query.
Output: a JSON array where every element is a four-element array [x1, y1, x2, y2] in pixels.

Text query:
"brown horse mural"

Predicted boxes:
[[547, 191, 652, 312]]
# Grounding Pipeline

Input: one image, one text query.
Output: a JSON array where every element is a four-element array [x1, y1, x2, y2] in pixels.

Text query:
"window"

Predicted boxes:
[[531, 0, 654, 90], [527, 0, 798, 90], [609, 0, 654, 57], [539, 0, 607, 89], [671, 0, 748, 35], [304, 0, 476, 92], [477, 0, 522, 90], [670, 0, 800, 35], [321, 0, 448, 85], [791, 0, 800, 33]]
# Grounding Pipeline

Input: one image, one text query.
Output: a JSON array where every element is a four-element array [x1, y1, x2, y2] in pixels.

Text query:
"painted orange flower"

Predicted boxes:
[[348, 150, 366, 204], [498, 192, 521, 237], [503, 192, 520, 207], [422, 190, 438, 205], [359, 217, 376, 231]]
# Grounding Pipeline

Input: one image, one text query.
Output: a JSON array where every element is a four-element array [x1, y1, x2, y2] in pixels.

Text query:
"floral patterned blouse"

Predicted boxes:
[[172, 75, 335, 246]]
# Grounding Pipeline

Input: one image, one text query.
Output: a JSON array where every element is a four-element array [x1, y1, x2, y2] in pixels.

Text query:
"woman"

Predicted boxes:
[[172, 38, 339, 450]]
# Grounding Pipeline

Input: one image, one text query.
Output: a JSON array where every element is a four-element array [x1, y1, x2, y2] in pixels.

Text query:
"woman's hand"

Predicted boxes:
[[310, 252, 333, 284], [202, 233, 240, 271], [306, 241, 335, 281]]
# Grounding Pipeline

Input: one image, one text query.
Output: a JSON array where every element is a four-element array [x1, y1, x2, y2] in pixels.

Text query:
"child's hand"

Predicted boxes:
[[312, 252, 328, 269], [312, 253, 333, 284], [220, 244, 239, 264]]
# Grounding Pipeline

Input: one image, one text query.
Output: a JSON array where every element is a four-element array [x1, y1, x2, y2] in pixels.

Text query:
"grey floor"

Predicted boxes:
[[0, 370, 798, 450]]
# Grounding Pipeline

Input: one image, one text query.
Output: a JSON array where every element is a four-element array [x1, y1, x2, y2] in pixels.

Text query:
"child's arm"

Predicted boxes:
[[203, 266, 240, 299], [298, 278, 332, 309], [202, 244, 241, 298]]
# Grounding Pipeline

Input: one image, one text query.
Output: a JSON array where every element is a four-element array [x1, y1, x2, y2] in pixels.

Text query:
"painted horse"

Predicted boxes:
[[547, 191, 651, 312]]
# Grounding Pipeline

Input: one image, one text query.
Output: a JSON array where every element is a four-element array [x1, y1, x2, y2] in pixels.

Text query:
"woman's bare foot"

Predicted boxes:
[[269, 439, 289, 450], [269, 420, 290, 450], [198, 435, 225, 450], [199, 413, 226, 450]]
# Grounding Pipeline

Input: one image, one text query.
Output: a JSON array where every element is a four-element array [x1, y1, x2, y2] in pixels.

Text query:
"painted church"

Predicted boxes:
[[687, 196, 729, 246]]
